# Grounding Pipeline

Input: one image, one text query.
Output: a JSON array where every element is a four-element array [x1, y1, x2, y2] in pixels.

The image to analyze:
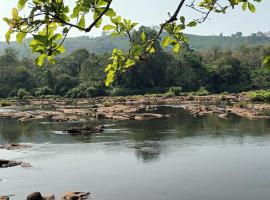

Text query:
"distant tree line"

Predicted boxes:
[[0, 30, 269, 98]]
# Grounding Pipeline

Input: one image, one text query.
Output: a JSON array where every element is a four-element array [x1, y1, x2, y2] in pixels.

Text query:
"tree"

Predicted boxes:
[[3, 0, 266, 86]]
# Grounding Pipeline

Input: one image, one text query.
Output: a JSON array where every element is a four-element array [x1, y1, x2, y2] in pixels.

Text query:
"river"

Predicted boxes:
[[0, 105, 270, 200]]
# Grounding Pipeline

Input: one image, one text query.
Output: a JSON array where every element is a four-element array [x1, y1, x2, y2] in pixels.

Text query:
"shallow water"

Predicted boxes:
[[1, 106, 270, 200]]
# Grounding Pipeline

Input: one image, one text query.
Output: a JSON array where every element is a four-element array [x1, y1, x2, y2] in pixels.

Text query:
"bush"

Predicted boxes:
[[169, 87, 182, 96], [66, 86, 106, 98], [85, 87, 106, 97], [66, 87, 84, 98], [17, 88, 30, 99], [35, 87, 53, 97], [249, 90, 270, 102], [194, 87, 209, 96]]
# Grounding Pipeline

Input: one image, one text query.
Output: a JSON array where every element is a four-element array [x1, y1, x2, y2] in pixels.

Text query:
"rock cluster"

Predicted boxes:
[[25, 191, 90, 200]]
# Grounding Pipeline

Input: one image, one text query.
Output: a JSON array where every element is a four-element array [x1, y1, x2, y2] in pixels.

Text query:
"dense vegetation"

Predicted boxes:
[[0, 28, 269, 100]]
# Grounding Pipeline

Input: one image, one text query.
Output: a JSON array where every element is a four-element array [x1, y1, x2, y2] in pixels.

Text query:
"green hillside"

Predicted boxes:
[[1, 33, 270, 57]]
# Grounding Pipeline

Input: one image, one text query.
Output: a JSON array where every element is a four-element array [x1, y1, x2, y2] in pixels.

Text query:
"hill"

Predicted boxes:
[[0, 33, 270, 57]]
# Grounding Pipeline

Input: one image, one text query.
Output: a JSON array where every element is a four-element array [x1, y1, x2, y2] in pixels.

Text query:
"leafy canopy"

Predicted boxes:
[[3, 0, 266, 85]]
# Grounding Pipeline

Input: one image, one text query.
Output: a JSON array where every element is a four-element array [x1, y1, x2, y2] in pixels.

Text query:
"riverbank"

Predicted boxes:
[[0, 93, 269, 122]]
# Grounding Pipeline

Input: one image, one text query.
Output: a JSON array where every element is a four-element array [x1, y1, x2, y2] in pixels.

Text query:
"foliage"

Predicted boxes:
[[193, 87, 210, 96], [0, 41, 269, 99], [249, 90, 270, 102], [169, 87, 182, 96], [17, 88, 30, 99], [3, 0, 265, 87]]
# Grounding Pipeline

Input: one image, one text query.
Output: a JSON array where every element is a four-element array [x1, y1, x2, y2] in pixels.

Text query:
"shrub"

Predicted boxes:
[[169, 87, 182, 96], [85, 87, 106, 97], [17, 88, 30, 99], [66, 87, 84, 98], [249, 90, 270, 102], [194, 87, 209, 96], [109, 88, 130, 96], [35, 87, 53, 97]]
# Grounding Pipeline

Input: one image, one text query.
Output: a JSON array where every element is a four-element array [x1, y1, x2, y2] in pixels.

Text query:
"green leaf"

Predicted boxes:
[[187, 21, 197, 27], [33, 35, 48, 45], [162, 36, 171, 47], [78, 15, 85, 29], [180, 16, 185, 24], [248, 2, 256, 13], [56, 45, 65, 53], [242, 2, 248, 11], [103, 24, 115, 31], [16, 31, 27, 44], [18, 0, 27, 10], [141, 31, 146, 43], [36, 54, 47, 66], [263, 56, 270, 70], [5, 29, 13, 44], [12, 8, 19, 19], [173, 43, 180, 53], [125, 59, 135, 68], [105, 69, 115, 86]]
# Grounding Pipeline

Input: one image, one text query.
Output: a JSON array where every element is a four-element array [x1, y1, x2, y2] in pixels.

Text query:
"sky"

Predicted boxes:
[[0, 0, 269, 41]]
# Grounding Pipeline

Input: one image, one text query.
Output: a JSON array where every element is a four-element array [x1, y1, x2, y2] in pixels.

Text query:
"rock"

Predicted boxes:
[[43, 194, 55, 200], [27, 192, 43, 200], [0, 159, 31, 168], [218, 113, 228, 119], [0, 143, 31, 150], [61, 192, 90, 200], [0, 196, 9, 200], [64, 125, 104, 135], [21, 162, 32, 168], [0, 159, 21, 168], [52, 114, 79, 122]]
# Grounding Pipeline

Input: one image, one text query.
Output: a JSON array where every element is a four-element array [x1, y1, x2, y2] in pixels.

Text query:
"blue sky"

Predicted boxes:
[[0, 0, 269, 41]]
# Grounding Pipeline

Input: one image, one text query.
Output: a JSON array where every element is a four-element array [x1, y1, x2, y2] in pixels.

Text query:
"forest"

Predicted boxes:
[[0, 27, 270, 99]]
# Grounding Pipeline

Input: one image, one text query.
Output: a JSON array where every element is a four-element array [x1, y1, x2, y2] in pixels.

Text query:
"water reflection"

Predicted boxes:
[[1, 106, 270, 200], [0, 106, 270, 163]]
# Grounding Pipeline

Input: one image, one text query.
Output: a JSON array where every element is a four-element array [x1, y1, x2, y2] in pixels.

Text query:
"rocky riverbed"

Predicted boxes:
[[0, 94, 269, 122]]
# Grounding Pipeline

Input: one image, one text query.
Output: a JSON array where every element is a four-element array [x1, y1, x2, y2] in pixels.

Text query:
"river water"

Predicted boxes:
[[0, 106, 270, 200]]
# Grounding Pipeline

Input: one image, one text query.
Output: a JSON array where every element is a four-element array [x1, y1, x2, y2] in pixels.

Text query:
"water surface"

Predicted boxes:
[[1, 106, 270, 200]]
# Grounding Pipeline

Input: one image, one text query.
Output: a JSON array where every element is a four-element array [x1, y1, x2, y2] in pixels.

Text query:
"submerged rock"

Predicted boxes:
[[64, 125, 104, 135], [0, 143, 31, 150]]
